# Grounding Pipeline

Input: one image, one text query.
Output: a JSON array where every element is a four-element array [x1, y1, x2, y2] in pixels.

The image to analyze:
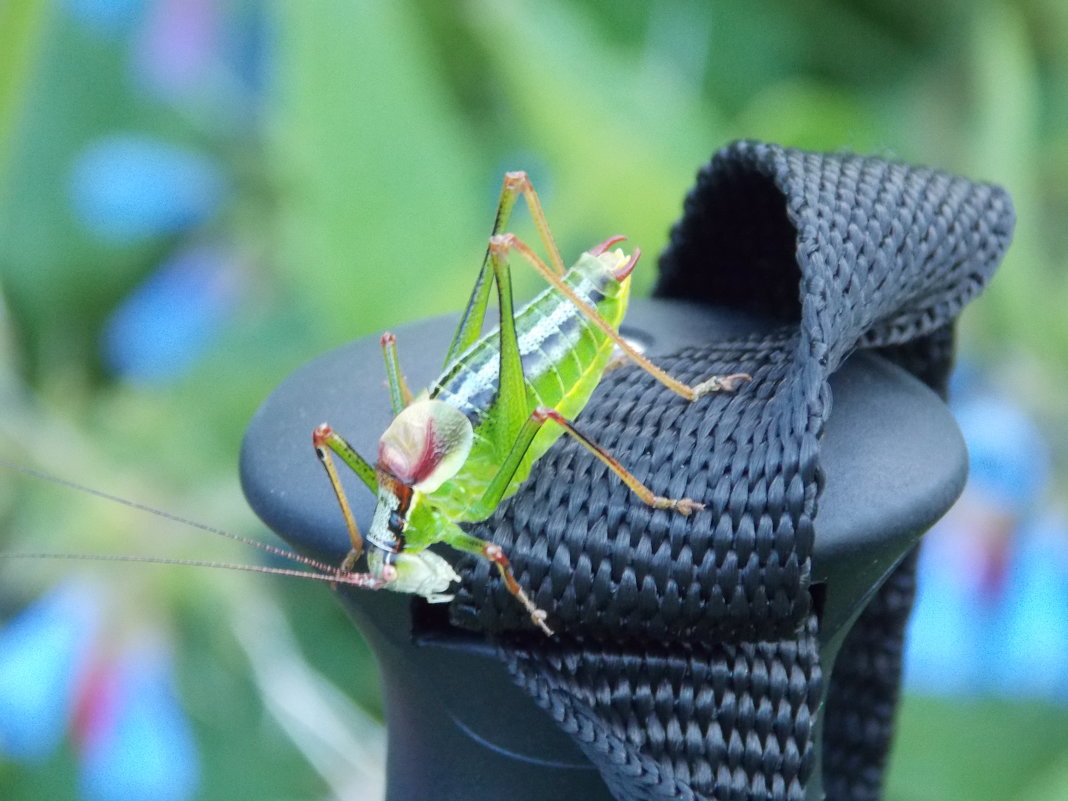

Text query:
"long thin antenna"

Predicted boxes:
[[0, 458, 341, 576], [0, 552, 385, 587]]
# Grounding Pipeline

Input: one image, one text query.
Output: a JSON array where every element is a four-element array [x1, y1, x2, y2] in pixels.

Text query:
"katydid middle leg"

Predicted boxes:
[[380, 332, 413, 415], [470, 405, 705, 524], [454, 401, 705, 634], [443, 526, 554, 636]]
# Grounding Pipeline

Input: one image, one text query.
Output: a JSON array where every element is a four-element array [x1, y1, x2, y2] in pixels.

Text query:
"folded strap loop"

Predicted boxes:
[[451, 141, 1014, 800]]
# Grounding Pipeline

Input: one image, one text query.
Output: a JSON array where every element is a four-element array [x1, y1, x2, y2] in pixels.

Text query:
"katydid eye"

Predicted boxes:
[[388, 510, 406, 532]]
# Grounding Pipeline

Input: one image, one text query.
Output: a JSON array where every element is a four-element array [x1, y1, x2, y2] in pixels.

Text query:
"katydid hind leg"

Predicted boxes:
[[492, 233, 752, 401], [500, 171, 565, 276], [532, 407, 705, 514], [466, 411, 544, 521], [443, 173, 522, 366], [444, 171, 564, 366], [485, 235, 532, 460]]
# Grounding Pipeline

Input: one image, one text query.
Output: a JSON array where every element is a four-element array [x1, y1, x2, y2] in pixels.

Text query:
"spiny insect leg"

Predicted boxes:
[[486, 227, 532, 452], [313, 423, 377, 560], [447, 530, 553, 637], [500, 170, 565, 276], [445, 171, 563, 365], [380, 331, 413, 414], [474, 406, 705, 520], [312, 424, 377, 492], [491, 233, 753, 401], [532, 408, 705, 514]]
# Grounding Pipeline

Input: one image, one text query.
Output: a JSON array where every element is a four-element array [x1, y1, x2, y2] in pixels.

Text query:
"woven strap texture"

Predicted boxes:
[[451, 141, 1015, 800]]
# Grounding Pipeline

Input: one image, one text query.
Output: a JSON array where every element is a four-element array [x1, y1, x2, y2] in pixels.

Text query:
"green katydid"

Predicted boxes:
[[311, 171, 749, 636]]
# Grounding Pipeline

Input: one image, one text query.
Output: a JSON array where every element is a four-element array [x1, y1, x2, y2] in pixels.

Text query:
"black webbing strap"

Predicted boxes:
[[451, 141, 1014, 800]]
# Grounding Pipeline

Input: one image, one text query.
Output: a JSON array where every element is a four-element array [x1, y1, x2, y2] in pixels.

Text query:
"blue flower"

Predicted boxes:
[[64, 0, 147, 35], [78, 643, 200, 801], [905, 524, 990, 695], [0, 582, 102, 761], [101, 242, 243, 383], [69, 135, 226, 243], [989, 516, 1068, 700], [906, 388, 1068, 702], [954, 395, 1049, 516], [131, 0, 221, 101]]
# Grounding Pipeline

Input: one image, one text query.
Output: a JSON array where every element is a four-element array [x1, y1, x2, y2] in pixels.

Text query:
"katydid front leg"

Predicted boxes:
[[315, 330, 412, 559], [313, 424, 376, 569], [314, 419, 464, 602]]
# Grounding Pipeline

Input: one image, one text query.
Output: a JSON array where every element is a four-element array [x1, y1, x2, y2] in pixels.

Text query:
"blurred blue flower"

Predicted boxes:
[[906, 388, 1068, 702], [78, 643, 200, 801], [69, 135, 226, 242], [0, 582, 102, 761], [229, 5, 273, 100], [954, 395, 1050, 516], [132, 0, 220, 101], [990, 516, 1068, 700], [0, 582, 201, 798], [64, 0, 147, 35], [101, 242, 243, 383], [906, 522, 993, 695]]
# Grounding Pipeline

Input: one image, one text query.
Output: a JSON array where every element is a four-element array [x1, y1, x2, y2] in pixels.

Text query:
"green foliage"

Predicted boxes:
[[1, 1, 1066, 799], [887, 696, 1068, 801]]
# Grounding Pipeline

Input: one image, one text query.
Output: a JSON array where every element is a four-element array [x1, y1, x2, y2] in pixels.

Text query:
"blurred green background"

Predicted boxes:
[[2, 1, 1068, 799]]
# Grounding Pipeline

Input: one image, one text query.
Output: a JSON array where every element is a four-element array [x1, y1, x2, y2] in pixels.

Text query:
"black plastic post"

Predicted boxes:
[[240, 299, 967, 801]]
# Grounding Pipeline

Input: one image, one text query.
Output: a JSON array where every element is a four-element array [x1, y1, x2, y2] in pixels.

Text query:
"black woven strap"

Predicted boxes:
[[451, 141, 1014, 800]]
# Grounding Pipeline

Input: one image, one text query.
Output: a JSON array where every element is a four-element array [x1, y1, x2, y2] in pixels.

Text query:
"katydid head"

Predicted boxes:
[[361, 399, 474, 600], [376, 399, 474, 494]]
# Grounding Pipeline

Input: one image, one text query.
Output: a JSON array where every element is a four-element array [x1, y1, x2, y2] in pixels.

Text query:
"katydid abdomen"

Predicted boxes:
[[427, 249, 631, 522]]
